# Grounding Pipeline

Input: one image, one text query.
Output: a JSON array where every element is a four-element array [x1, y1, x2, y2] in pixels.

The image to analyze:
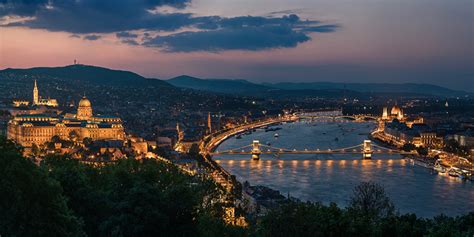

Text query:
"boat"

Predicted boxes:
[[274, 133, 279, 138], [433, 164, 446, 173], [433, 159, 445, 173], [334, 137, 339, 141], [236, 135, 242, 139], [448, 169, 459, 178]]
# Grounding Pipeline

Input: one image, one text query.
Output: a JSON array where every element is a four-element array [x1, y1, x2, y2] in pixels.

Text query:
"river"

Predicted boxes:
[[214, 119, 473, 217]]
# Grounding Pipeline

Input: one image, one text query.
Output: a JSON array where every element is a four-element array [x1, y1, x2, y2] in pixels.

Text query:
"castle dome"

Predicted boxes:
[[78, 96, 91, 107], [77, 96, 93, 120]]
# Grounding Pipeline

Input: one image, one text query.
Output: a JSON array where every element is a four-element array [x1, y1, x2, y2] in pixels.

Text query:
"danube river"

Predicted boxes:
[[214, 119, 473, 217]]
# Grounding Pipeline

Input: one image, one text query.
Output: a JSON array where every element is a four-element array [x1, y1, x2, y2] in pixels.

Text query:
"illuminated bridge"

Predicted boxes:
[[211, 140, 415, 160], [295, 113, 379, 122]]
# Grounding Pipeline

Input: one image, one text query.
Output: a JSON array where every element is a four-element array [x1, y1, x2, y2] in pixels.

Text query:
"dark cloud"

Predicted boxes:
[[144, 15, 337, 52], [83, 34, 101, 40], [121, 39, 140, 46], [301, 24, 339, 33], [144, 25, 310, 52], [2, 0, 193, 33], [116, 31, 139, 38], [0, 1, 338, 52]]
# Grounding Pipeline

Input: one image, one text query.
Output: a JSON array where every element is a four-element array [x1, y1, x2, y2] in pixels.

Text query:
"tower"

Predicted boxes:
[[33, 80, 39, 105], [207, 112, 212, 134], [382, 107, 388, 120]]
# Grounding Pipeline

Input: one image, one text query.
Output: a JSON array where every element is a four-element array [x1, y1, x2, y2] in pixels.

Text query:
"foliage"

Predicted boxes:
[[402, 143, 416, 152], [0, 137, 85, 236], [1, 136, 472, 236], [416, 146, 429, 156], [444, 139, 470, 157], [255, 182, 474, 237]]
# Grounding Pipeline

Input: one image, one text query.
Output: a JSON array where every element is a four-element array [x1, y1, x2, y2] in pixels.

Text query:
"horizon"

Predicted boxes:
[[1, 0, 472, 91], [1, 63, 470, 92]]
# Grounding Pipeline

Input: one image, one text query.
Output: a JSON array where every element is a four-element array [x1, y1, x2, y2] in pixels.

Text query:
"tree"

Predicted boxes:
[[416, 146, 428, 156], [402, 143, 416, 152], [0, 137, 85, 236], [83, 137, 93, 147], [348, 182, 395, 220]]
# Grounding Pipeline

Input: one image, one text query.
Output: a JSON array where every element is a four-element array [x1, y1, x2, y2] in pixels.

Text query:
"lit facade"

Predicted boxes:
[[32, 80, 59, 107], [8, 96, 125, 147]]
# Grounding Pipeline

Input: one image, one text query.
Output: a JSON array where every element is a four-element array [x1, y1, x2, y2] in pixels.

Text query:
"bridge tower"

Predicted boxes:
[[363, 140, 372, 159], [251, 140, 261, 160]]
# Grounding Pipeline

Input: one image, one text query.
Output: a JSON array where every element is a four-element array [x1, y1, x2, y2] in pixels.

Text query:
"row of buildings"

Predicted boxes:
[[7, 81, 125, 148], [379, 104, 474, 153]]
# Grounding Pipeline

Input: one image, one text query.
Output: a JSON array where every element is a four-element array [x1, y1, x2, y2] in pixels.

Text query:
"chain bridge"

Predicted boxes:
[[211, 140, 415, 160]]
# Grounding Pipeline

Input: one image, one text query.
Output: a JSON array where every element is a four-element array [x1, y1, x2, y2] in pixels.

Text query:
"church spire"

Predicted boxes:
[[207, 112, 212, 134], [33, 80, 39, 105]]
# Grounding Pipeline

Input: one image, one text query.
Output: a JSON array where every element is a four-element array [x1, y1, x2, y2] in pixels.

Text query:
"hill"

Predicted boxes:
[[263, 82, 467, 97], [167, 75, 274, 94], [0, 64, 172, 87]]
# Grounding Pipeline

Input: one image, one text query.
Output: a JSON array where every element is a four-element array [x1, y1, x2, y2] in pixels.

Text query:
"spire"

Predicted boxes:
[[207, 112, 212, 134], [33, 80, 39, 105]]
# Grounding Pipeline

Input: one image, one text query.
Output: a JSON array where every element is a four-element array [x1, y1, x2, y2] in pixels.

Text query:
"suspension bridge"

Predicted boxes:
[[211, 140, 415, 160]]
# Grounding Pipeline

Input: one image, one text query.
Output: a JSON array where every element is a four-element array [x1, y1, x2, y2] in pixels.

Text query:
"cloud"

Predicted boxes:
[[144, 25, 311, 52], [0, 1, 339, 52], [121, 39, 140, 46], [1, 0, 193, 33], [83, 34, 101, 40], [301, 24, 339, 33], [116, 31, 139, 38], [143, 15, 338, 52]]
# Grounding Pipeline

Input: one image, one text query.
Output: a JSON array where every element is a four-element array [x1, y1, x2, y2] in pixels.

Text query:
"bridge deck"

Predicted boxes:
[[212, 151, 413, 155]]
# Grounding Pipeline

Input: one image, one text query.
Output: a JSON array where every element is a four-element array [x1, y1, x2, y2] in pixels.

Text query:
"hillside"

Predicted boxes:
[[263, 82, 467, 97], [167, 75, 274, 94], [0, 64, 172, 87]]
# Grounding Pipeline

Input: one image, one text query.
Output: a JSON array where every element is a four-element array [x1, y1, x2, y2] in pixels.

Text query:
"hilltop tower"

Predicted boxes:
[[33, 80, 39, 105]]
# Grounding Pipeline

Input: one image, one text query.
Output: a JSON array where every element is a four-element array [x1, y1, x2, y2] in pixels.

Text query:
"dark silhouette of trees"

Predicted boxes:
[[348, 182, 395, 219], [1, 136, 473, 237], [0, 137, 84, 236]]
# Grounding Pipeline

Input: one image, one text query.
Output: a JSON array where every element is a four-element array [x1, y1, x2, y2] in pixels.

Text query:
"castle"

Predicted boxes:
[[7, 81, 125, 147]]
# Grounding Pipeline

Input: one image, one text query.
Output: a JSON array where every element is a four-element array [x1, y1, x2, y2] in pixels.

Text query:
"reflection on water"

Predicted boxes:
[[215, 120, 474, 217]]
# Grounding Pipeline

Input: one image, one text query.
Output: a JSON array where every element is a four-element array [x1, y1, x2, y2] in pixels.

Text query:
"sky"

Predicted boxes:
[[0, 0, 473, 91]]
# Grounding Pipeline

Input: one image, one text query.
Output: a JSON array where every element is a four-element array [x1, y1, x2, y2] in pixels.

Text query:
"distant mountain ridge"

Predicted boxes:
[[0, 64, 467, 97], [263, 82, 466, 96], [167, 75, 275, 94], [169, 75, 468, 96]]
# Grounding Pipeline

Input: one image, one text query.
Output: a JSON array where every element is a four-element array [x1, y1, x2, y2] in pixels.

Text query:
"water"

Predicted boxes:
[[214, 120, 474, 217]]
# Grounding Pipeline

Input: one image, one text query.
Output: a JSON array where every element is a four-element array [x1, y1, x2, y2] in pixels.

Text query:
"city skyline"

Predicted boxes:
[[1, 0, 473, 91]]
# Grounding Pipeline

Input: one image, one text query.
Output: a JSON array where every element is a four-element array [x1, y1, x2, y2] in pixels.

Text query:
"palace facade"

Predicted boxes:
[[8, 95, 125, 147]]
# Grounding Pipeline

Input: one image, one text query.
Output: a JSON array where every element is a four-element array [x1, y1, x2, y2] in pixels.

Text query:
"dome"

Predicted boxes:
[[78, 96, 91, 107], [391, 105, 401, 115]]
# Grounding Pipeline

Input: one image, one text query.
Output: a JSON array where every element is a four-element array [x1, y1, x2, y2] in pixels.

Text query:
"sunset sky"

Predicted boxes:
[[1, 0, 472, 91]]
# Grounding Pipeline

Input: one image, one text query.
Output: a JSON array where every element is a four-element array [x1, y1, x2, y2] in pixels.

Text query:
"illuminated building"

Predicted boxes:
[[381, 104, 404, 121], [32, 80, 59, 107], [382, 107, 389, 120], [8, 96, 125, 147]]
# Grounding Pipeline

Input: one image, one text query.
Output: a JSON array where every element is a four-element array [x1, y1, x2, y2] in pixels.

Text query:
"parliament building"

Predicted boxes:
[[8, 81, 125, 147]]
